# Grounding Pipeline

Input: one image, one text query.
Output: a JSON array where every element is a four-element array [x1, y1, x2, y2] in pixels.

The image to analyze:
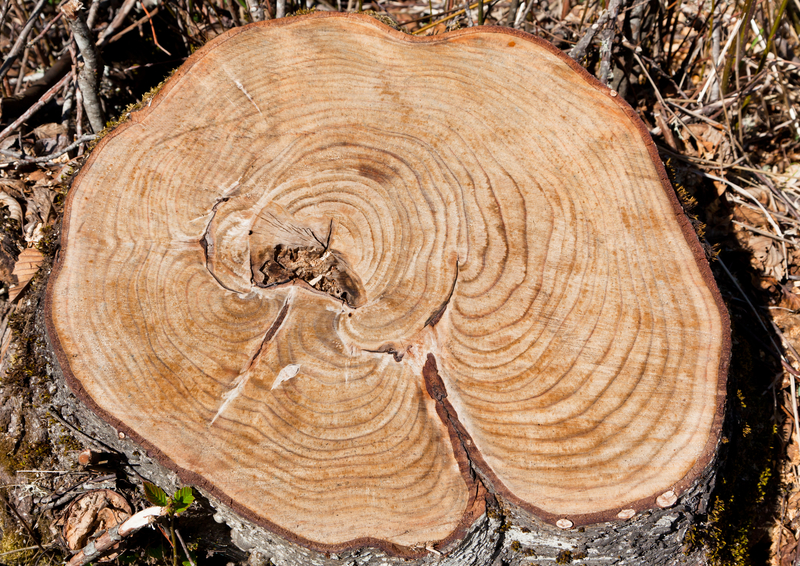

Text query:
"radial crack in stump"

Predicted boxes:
[[45, 12, 729, 563]]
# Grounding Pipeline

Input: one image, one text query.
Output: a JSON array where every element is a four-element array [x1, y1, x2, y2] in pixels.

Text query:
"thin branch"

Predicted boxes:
[[140, 2, 170, 55], [0, 492, 44, 553], [47, 407, 121, 455], [412, 0, 499, 33], [67, 507, 166, 566], [96, 0, 137, 46], [247, 0, 266, 20], [86, 0, 101, 28], [13, 47, 29, 96], [0, 0, 48, 82], [0, 134, 96, 164], [569, 0, 616, 61], [598, 0, 624, 84], [731, 220, 795, 244], [514, 0, 534, 28], [0, 545, 43, 558], [0, 71, 71, 142], [176, 529, 196, 566], [107, 7, 160, 45], [0, 0, 11, 31], [463, 0, 474, 25], [26, 12, 63, 48]]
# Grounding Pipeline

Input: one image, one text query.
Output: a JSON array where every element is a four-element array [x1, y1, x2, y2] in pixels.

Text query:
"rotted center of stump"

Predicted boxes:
[[256, 244, 365, 308]]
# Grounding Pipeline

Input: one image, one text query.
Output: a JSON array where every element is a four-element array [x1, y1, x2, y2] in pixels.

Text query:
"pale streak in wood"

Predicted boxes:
[[50, 16, 723, 547]]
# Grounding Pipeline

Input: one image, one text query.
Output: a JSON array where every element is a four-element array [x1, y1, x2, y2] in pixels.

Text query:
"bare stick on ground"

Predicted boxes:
[[96, 0, 137, 46], [66, 507, 166, 566]]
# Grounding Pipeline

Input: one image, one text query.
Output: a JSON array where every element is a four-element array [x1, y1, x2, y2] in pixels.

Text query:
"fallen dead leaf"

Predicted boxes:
[[32, 185, 53, 224], [8, 247, 43, 302], [781, 285, 800, 311], [32, 122, 67, 140], [686, 123, 725, 160], [0, 190, 23, 224], [734, 205, 769, 228], [26, 170, 47, 184], [781, 535, 798, 566], [61, 489, 132, 558], [0, 178, 25, 199]]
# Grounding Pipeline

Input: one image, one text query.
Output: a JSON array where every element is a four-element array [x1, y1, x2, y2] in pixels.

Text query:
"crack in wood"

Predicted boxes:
[[363, 343, 406, 362], [424, 262, 459, 329], [199, 196, 241, 294], [209, 290, 293, 426]]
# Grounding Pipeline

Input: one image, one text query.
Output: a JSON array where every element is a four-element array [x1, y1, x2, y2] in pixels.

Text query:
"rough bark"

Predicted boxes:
[[43, 345, 715, 565], [43, 13, 728, 564]]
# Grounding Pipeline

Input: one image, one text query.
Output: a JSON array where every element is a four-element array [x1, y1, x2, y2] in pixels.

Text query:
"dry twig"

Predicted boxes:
[[0, 0, 48, 82], [62, 0, 104, 133]]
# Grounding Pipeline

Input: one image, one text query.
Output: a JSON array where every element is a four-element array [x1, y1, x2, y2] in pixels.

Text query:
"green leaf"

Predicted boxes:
[[146, 543, 166, 560], [143, 481, 169, 507], [171, 486, 195, 515]]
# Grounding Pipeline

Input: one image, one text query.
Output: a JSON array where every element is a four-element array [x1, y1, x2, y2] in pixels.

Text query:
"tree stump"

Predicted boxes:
[[45, 13, 729, 565]]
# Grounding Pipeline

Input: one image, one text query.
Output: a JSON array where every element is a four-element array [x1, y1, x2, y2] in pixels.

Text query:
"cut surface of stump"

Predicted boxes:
[[46, 13, 729, 556]]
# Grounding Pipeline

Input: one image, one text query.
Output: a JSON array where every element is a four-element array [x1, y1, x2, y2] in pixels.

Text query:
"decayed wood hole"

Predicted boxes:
[[46, 14, 728, 553]]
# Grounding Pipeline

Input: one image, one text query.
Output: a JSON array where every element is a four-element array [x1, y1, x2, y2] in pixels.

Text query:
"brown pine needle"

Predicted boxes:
[[141, 3, 171, 56], [412, 0, 490, 34]]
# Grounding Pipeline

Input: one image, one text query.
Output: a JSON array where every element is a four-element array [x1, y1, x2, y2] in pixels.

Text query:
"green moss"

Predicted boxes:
[[57, 433, 83, 453], [0, 528, 36, 565], [286, 8, 401, 30], [34, 224, 59, 257], [360, 10, 401, 30], [88, 70, 178, 152], [287, 7, 317, 16], [0, 437, 52, 474], [684, 323, 780, 566], [665, 158, 719, 261], [556, 550, 574, 564]]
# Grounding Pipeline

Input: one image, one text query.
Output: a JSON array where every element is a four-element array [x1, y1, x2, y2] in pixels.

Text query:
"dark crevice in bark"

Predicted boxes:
[[422, 353, 480, 481]]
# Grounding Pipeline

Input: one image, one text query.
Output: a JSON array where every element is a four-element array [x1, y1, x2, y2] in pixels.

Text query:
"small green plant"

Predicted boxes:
[[143, 482, 195, 566]]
